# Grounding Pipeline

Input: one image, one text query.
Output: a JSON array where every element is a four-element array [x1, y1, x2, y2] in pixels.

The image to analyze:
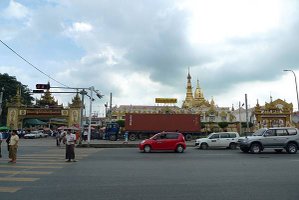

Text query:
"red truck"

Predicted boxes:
[[125, 113, 201, 141]]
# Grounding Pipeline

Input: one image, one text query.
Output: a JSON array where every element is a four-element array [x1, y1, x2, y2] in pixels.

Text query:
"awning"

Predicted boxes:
[[24, 119, 47, 125], [0, 126, 10, 131]]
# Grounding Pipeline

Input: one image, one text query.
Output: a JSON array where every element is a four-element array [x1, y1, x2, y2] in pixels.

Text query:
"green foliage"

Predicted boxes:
[[218, 122, 229, 129], [0, 73, 34, 125], [115, 120, 125, 127]]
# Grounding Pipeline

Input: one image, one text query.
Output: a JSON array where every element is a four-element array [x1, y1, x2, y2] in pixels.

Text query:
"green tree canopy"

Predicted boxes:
[[0, 73, 34, 125]]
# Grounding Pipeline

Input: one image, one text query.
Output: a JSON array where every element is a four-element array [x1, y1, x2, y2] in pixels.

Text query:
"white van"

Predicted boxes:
[[195, 132, 240, 149]]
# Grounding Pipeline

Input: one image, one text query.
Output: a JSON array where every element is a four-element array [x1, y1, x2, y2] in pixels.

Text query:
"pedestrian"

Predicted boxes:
[[83, 130, 88, 141], [56, 131, 61, 146], [123, 131, 129, 144], [6, 131, 11, 151], [0, 131, 3, 158], [64, 131, 77, 162], [8, 130, 19, 163]]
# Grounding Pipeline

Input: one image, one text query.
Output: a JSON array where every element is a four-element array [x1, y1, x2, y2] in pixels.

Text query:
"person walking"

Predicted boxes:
[[8, 130, 19, 163], [64, 131, 77, 162]]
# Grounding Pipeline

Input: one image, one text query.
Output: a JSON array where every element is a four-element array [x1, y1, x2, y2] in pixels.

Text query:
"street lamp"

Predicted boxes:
[[283, 69, 299, 111]]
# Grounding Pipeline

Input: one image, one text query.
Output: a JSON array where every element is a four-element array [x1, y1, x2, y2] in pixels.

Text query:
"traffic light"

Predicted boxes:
[[33, 90, 44, 93], [36, 83, 50, 90]]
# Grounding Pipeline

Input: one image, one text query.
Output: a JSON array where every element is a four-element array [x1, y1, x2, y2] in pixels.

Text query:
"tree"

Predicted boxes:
[[218, 122, 229, 129], [0, 73, 34, 125]]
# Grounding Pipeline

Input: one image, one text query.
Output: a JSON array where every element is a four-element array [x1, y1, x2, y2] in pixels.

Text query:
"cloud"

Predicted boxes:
[[3, 0, 30, 19], [1, 0, 299, 112], [67, 22, 93, 33]]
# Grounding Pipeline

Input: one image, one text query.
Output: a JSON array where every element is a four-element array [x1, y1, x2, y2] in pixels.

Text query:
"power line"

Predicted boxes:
[[0, 39, 70, 88]]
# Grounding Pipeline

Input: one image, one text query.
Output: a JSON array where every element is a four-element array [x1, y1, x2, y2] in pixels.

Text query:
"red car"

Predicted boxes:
[[139, 132, 186, 153]]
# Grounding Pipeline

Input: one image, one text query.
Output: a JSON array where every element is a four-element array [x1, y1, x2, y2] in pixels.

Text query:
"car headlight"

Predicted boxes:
[[140, 140, 146, 144]]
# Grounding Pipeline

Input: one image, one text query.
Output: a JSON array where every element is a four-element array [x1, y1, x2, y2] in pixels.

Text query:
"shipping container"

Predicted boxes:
[[125, 113, 201, 141]]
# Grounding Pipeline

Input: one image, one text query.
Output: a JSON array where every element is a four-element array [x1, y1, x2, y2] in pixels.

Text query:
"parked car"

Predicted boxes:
[[239, 127, 299, 154], [24, 131, 45, 139], [195, 132, 240, 149], [139, 132, 186, 153]]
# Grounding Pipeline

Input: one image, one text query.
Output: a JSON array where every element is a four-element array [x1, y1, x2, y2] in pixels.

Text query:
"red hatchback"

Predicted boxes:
[[139, 132, 186, 153]]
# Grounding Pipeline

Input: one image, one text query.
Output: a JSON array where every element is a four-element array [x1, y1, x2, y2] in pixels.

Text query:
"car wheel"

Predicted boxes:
[[200, 143, 208, 150], [286, 143, 297, 154], [109, 135, 117, 141], [250, 143, 261, 154], [274, 149, 283, 153], [229, 143, 237, 150], [176, 144, 184, 153], [144, 145, 151, 153]]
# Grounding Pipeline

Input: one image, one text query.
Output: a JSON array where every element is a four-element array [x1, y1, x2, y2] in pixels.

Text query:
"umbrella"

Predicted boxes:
[[57, 126, 67, 130], [58, 126, 79, 131], [0, 126, 10, 131], [67, 126, 80, 131]]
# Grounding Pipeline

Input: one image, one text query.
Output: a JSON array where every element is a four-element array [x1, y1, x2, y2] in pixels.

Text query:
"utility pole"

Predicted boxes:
[[87, 86, 94, 145], [239, 101, 241, 135], [79, 89, 87, 145], [245, 94, 249, 135], [109, 93, 112, 122]]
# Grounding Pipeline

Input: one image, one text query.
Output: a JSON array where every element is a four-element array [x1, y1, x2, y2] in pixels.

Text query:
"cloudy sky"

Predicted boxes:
[[1, 0, 299, 116]]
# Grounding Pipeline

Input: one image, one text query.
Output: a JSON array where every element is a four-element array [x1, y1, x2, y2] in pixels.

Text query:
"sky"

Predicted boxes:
[[1, 0, 299, 116]]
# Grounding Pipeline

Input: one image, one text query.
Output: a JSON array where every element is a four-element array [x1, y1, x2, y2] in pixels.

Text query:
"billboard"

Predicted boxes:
[[155, 98, 177, 104]]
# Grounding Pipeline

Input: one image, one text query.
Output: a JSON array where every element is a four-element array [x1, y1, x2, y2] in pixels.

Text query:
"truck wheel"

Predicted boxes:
[[109, 135, 117, 141], [129, 133, 137, 141], [286, 143, 297, 154], [144, 145, 151, 153], [176, 145, 184, 153], [250, 143, 261, 154], [185, 134, 192, 141]]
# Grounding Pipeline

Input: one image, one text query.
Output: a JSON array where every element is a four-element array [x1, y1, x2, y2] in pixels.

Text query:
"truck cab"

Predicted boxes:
[[104, 122, 120, 141]]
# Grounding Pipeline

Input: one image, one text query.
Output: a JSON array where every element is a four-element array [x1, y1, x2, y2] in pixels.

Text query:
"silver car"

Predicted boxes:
[[239, 127, 299, 154]]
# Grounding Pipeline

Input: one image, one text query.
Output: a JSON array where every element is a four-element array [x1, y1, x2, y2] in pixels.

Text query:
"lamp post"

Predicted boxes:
[[283, 69, 299, 111]]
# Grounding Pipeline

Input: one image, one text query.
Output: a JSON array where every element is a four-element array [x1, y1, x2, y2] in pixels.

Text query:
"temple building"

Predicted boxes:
[[181, 70, 237, 123], [110, 70, 296, 132], [6, 88, 82, 130]]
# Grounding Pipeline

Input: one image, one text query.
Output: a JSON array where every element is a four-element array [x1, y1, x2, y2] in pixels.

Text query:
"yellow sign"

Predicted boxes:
[[155, 98, 177, 104]]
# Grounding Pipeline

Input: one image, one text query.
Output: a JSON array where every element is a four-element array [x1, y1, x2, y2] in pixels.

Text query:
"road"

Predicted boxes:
[[0, 138, 299, 200]]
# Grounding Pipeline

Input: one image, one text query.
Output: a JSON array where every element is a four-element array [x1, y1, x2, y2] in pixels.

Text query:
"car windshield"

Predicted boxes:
[[207, 133, 214, 138], [252, 128, 267, 136]]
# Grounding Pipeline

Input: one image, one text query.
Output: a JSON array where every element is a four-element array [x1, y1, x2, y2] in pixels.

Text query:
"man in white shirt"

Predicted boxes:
[[64, 131, 76, 162], [9, 130, 19, 163]]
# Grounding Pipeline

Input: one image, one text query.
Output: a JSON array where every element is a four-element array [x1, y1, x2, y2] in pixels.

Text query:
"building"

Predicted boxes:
[[6, 89, 82, 130]]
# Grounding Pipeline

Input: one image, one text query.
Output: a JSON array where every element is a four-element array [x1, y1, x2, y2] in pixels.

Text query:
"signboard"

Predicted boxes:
[[155, 98, 177, 104], [26, 109, 62, 116]]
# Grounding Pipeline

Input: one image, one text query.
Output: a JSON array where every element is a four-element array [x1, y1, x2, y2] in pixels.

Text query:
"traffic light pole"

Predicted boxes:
[[34, 84, 103, 146]]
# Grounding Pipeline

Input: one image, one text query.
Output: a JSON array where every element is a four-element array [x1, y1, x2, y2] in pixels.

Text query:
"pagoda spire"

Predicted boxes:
[[185, 68, 194, 101], [182, 68, 194, 108]]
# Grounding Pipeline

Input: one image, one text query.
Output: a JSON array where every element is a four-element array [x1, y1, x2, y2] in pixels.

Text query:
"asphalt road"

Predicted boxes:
[[1, 138, 299, 200]]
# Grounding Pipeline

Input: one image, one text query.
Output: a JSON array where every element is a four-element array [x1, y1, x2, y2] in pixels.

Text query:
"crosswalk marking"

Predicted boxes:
[[0, 147, 103, 193], [0, 177, 39, 182], [0, 170, 52, 175], [0, 165, 63, 169], [0, 187, 22, 193]]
